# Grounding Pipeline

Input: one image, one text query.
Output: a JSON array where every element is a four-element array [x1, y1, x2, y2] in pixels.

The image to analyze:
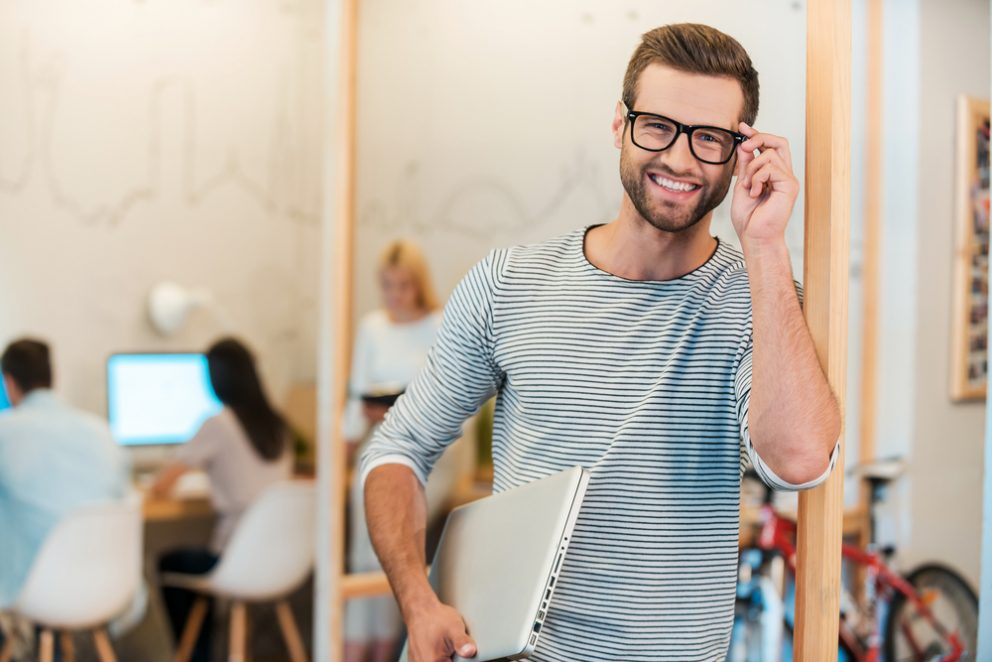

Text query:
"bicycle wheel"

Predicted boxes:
[[883, 564, 978, 661]]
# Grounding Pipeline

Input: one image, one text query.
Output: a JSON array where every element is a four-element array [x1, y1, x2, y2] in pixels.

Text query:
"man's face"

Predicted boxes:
[[613, 64, 744, 233]]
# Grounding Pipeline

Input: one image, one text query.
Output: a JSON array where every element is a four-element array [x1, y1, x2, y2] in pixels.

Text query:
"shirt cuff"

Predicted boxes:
[[752, 441, 840, 492], [359, 454, 429, 490]]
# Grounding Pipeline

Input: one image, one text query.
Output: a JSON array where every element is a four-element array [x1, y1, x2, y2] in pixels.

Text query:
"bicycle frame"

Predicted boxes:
[[751, 503, 966, 662]]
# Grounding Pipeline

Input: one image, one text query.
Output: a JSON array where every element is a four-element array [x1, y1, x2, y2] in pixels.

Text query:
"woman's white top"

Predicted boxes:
[[342, 309, 442, 441], [177, 408, 293, 552]]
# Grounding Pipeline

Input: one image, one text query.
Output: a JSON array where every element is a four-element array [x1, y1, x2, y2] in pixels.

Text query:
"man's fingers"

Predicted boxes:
[[735, 144, 756, 181], [748, 163, 797, 199], [741, 149, 789, 188], [750, 165, 772, 198], [450, 629, 477, 659], [738, 122, 793, 170]]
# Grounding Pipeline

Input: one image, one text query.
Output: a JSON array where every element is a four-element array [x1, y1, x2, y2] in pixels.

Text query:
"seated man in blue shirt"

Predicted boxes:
[[0, 338, 128, 609]]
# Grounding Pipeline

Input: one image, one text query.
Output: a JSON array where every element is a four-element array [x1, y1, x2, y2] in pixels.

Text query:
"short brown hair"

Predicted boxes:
[[622, 23, 759, 126], [1, 338, 53, 394]]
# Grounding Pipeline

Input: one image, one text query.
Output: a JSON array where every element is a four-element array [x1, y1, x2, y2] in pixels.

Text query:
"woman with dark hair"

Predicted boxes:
[[152, 337, 292, 662]]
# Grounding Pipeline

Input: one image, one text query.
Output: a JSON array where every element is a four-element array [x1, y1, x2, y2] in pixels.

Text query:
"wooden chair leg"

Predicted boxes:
[[174, 597, 209, 662], [39, 629, 54, 662], [229, 602, 247, 662], [92, 628, 117, 662], [60, 631, 76, 662], [275, 601, 308, 662], [0, 635, 13, 662], [244, 607, 252, 662]]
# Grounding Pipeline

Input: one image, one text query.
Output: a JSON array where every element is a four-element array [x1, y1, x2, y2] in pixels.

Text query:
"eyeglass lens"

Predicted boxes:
[[631, 115, 737, 164]]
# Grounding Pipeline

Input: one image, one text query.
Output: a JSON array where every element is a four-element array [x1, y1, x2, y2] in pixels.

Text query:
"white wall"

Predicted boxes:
[[858, 0, 924, 558], [353, 0, 808, 319], [845, 0, 869, 510], [845, 0, 989, 595], [0, 0, 324, 415], [899, 0, 989, 589]]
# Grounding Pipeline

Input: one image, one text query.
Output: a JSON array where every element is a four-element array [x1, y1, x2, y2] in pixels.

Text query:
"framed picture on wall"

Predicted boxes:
[[952, 95, 991, 401]]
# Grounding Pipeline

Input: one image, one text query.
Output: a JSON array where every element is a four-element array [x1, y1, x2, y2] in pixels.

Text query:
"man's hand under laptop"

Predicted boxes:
[[364, 464, 478, 661], [404, 595, 477, 662]]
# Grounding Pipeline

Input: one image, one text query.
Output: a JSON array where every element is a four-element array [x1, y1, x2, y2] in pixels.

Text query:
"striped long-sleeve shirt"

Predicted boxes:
[[360, 226, 837, 661]]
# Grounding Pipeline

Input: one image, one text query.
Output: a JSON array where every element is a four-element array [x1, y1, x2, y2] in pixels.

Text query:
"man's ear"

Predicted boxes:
[[612, 101, 626, 150], [3, 373, 22, 406]]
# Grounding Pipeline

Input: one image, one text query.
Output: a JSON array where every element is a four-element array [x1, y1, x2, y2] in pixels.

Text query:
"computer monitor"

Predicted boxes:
[[107, 353, 223, 446], [0, 376, 10, 412]]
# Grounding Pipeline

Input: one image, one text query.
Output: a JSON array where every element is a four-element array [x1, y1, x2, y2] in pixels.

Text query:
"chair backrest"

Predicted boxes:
[[208, 480, 316, 601], [15, 497, 143, 629]]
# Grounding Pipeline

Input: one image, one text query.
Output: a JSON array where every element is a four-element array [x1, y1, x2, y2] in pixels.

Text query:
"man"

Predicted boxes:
[[360, 23, 841, 661], [0, 338, 128, 608]]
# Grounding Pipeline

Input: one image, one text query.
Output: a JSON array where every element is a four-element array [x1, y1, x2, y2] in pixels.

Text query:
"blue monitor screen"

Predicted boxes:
[[0, 377, 10, 412], [107, 353, 223, 446]]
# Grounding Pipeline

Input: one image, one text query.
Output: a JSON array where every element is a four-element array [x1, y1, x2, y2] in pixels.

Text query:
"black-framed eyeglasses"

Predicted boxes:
[[625, 106, 745, 165]]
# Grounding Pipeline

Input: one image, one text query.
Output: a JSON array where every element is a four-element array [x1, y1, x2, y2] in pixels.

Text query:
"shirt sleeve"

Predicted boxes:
[[176, 415, 223, 469], [735, 301, 840, 493], [359, 250, 506, 486], [342, 315, 373, 442]]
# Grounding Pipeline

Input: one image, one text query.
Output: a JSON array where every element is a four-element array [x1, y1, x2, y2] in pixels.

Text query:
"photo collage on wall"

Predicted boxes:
[[966, 117, 990, 385], [953, 96, 991, 400]]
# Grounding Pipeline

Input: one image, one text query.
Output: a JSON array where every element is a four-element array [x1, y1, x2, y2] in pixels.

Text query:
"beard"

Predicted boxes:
[[619, 146, 734, 233]]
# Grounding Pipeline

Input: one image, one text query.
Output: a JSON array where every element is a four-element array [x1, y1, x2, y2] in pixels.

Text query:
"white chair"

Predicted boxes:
[[0, 499, 143, 662], [163, 481, 315, 662]]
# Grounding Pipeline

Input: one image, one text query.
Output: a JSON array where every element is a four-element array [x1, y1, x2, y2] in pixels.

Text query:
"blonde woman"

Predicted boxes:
[[343, 240, 442, 662]]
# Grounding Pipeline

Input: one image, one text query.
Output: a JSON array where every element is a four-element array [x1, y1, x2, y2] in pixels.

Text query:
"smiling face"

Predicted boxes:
[[614, 63, 744, 234]]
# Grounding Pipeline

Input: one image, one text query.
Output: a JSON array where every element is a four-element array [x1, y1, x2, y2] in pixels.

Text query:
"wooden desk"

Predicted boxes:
[[141, 473, 316, 522], [142, 493, 214, 522]]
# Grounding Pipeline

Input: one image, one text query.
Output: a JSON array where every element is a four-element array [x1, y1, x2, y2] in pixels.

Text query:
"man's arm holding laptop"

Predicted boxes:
[[366, 466, 478, 661], [360, 251, 505, 662]]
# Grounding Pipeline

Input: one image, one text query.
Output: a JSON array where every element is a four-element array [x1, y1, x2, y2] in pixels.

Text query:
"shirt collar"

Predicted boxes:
[[19, 389, 58, 408]]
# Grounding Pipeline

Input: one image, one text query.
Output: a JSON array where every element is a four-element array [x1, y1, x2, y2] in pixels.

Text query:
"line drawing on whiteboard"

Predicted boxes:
[[0, 27, 320, 228], [359, 150, 618, 240]]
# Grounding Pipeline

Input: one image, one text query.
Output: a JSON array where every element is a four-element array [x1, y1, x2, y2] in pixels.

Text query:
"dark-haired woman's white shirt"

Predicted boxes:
[[177, 408, 292, 553]]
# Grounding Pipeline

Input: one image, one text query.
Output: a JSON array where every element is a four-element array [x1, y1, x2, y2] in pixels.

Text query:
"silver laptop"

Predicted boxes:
[[400, 465, 590, 662]]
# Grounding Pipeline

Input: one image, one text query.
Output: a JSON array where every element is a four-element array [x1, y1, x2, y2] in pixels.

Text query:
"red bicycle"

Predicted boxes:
[[732, 462, 978, 662]]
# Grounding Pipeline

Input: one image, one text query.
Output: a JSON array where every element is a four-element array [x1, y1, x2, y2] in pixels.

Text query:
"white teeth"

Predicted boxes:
[[649, 174, 698, 192]]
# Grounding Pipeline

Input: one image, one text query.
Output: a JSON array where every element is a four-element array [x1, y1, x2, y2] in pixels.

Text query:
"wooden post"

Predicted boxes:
[[858, 0, 882, 492], [795, 0, 850, 658], [853, 2, 884, 602], [316, 0, 358, 659], [331, 0, 359, 654]]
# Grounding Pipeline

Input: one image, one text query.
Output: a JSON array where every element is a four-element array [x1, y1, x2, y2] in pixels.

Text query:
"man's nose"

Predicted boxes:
[[660, 132, 697, 172]]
